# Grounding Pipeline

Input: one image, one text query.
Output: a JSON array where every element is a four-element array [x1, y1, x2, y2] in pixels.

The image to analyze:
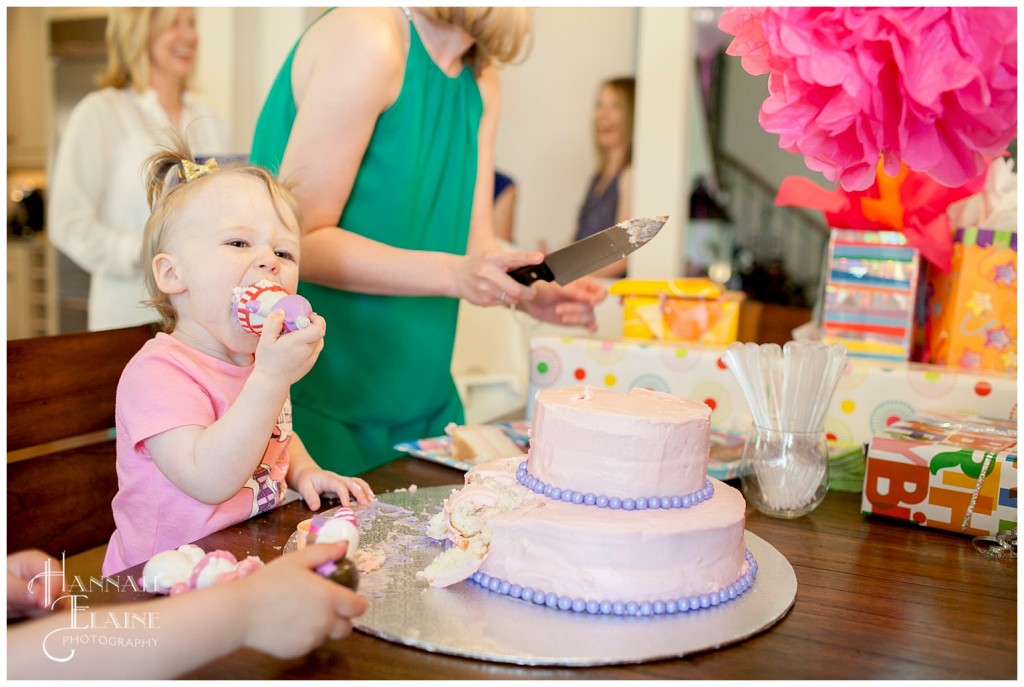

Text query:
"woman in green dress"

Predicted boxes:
[[251, 7, 606, 474]]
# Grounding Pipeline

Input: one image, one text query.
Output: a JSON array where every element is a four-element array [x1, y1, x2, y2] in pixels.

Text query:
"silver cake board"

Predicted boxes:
[[287, 485, 797, 667]]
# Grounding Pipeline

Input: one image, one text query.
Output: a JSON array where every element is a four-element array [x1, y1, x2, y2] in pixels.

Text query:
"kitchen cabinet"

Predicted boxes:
[[7, 234, 59, 340], [6, 7, 52, 168], [7, 7, 107, 168]]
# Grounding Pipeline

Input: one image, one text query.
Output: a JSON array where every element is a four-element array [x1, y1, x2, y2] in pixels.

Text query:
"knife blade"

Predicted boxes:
[[508, 215, 668, 286]]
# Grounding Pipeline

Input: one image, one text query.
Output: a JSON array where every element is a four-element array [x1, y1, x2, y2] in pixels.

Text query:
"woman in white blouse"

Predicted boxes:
[[48, 7, 228, 331]]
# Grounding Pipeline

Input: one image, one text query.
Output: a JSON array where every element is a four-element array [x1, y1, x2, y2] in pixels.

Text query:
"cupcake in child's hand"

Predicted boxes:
[[297, 507, 361, 590], [296, 507, 360, 552], [232, 279, 313, 335]]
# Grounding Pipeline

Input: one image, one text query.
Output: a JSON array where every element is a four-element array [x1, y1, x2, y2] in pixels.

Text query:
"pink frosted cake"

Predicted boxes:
[[421, 384, 755, 616]]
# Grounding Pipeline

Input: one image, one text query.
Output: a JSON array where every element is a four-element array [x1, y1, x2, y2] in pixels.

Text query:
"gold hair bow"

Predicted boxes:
[[178, 157, 219, 182]]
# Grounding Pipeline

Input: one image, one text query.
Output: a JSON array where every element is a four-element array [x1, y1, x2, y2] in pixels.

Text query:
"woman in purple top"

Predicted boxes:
[[574, 77, 636, 278]]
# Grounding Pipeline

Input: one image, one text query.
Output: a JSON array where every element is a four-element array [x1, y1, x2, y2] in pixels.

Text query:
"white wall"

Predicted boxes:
[[495, 7, 638, 255], [630, 7, 691, 279], [499, 7, 697, 280], [193, 7, 317, 153]]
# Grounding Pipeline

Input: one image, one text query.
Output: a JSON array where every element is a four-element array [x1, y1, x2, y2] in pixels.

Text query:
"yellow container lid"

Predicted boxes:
[[609, 278, 724, 299]]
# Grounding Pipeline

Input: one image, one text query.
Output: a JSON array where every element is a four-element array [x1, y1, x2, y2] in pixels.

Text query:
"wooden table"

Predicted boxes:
[[99, 458, 1016, 680]]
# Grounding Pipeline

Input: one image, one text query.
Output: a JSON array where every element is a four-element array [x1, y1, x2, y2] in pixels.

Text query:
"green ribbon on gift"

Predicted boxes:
[[828, 442, 867, 492]]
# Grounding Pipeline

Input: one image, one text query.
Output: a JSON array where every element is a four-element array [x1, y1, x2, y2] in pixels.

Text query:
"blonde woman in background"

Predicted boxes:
[[48, 7, 228, 331], [251, 7, 606, 475]]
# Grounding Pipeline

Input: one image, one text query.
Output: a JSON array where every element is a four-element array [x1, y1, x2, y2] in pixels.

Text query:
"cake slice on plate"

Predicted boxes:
[[445, 423, 525, 462]]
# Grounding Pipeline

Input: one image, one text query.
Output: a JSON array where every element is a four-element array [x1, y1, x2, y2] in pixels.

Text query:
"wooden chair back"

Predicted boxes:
[[6, 324, 158, 557]]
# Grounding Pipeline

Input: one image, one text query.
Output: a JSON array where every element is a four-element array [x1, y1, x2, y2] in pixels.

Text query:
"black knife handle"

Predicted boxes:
[[508, 261, 555, 285]]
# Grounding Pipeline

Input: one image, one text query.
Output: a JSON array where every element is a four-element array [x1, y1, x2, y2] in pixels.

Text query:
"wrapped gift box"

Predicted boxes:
[[608, 278, 743, 344], [923, 227, 1017, 373], [861, 411, 1018, 536], [528, 336, 1017, 447], [822, 229, 923, 362]]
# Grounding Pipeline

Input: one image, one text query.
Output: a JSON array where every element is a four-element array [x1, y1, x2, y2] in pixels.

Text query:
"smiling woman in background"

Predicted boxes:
[[48, 7, 228, 331], [573, 76, 636, 278]]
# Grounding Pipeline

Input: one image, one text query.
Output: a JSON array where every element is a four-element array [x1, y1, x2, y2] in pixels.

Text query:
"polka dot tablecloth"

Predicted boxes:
[[527, 336, 1017, 446]]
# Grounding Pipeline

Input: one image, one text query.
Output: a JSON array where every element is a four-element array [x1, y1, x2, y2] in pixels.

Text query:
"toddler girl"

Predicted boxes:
[[102, 139, 373, 576]]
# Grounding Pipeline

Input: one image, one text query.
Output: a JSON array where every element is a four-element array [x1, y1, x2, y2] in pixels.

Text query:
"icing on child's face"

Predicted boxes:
[[162, 174, 301, 360]]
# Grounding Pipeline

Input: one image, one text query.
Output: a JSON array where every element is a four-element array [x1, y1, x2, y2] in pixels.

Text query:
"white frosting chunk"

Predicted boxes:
[[140, 544, 205, 594]]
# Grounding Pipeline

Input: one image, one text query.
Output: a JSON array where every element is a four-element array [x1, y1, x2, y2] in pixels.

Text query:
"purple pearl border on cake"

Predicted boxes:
[[469, 550, 758, 616], [515, 460, 714, 510]]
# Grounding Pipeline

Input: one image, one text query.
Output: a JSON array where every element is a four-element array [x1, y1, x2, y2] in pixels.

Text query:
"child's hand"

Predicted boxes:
[[7, 550, 65, 619], [294, 468, 375, 510], [235, 542, 367, 657], [253, 311, 327, 386]]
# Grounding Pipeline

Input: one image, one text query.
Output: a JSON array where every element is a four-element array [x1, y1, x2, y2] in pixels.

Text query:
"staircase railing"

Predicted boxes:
[[714, 148, 830, 309]]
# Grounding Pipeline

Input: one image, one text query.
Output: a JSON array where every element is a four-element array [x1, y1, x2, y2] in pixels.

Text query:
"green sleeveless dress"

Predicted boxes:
[[251, 9, 480, 474]]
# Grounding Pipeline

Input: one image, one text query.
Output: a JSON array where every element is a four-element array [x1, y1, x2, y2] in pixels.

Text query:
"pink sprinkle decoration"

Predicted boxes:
[[333, 507, 359, 528]]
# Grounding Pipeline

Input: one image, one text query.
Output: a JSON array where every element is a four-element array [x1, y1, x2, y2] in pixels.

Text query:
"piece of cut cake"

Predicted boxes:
[[420, 458, 537, 587], [445, 423, 524, 461]]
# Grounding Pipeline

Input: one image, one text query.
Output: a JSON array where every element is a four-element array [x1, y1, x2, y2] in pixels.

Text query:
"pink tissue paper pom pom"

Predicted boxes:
[[719, 7, 1017, 191]]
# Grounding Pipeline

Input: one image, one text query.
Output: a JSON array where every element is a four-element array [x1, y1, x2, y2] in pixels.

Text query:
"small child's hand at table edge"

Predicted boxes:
[[294, 469, 375, 511]]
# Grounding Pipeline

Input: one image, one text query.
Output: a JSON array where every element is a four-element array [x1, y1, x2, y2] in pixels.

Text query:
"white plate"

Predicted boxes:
[[393, 421, 529, 472]]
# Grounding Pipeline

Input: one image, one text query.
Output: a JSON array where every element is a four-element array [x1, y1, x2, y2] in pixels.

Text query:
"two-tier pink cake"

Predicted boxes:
[[420, 385, 755, 616]]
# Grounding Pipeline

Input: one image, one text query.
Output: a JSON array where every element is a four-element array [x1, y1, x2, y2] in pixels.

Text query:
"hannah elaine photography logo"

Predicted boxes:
[[27, 554, 162, 663]]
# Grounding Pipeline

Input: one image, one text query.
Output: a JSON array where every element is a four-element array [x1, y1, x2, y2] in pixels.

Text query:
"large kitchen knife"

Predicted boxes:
[[508, 215, 668, 285]]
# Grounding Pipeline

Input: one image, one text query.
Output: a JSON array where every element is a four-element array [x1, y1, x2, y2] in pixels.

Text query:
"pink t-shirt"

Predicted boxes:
[[103, 333, 292, 576]]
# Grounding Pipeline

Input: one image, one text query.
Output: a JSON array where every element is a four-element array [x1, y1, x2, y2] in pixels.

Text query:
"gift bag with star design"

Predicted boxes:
[[923, 228, 1017, 373]]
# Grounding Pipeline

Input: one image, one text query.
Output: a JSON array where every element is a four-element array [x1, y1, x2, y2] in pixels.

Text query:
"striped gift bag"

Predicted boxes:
[[822, 229, 922, 361]]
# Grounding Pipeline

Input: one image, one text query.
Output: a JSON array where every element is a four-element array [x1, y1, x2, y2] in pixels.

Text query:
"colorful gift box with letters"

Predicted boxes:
[[608, 278, 744, 344], [861, 411, 1017, 536], [528, 336, 1017, 449], [923, 228, 1017, 373], [822, 229, 922, 362]]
